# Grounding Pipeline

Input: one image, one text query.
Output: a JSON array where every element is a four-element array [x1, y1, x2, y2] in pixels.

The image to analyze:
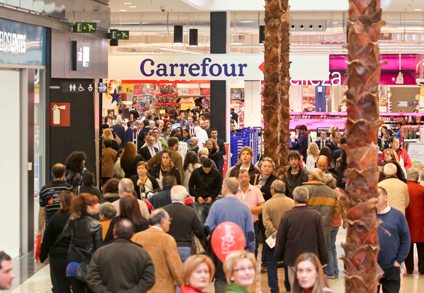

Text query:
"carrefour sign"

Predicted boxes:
[[140, 57, 249, 78], [109, 54, 330, 81]]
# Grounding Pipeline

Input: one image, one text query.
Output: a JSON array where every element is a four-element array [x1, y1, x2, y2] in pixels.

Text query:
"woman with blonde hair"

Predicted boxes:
[[305, 142, 320, 171], [181, 255, 215, 293], [120, 142, 144, 178], [206, 138, 224, 174], [223, 251, 256, 293], [103, 128, 120, 151], [292, 253, 333, 293]]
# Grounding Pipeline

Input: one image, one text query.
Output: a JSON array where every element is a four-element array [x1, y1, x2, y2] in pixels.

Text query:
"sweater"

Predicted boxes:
[[226, 284, 249, 293], [205, 196, 255, 253], [377, 207, 411, 269], [163, 202, 205, 247]]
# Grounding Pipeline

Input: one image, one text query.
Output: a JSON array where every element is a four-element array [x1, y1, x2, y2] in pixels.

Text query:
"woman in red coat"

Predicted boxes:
[[405, 168, 424, 274], [181, 255, 215, 293]]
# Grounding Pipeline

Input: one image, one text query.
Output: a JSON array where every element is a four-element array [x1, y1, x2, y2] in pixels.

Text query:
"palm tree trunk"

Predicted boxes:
[[263, 0, 290, 177], [343, 0, 384, 292]]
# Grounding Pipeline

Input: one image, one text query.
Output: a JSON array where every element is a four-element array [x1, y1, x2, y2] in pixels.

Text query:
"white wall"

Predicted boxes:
[[0, 70, 21, 257], [244, 81, 262, 127]]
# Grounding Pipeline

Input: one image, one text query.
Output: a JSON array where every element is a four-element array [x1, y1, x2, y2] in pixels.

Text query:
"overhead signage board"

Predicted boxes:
[[108, 54, 329, 81], [0, 18, 46, 66], [74, 22, 97, 33]]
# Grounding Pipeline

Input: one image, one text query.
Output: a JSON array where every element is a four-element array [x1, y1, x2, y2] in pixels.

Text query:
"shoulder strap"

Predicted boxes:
[[51, 217, 71, 248]]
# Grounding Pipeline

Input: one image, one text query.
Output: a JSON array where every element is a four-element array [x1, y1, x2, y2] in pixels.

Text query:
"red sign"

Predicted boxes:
[[50, 103, 71, 127], [222, 143, 229, 178]]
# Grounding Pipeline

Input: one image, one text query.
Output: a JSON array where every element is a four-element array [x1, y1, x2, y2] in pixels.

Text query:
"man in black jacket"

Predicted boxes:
[[163, 185, 205, 261], [189, 158, 222, 224], [275, 186, 327, 288], [189, 158, 222, 204], [283, 151, 308, 198], [86, 219, 155, 293]]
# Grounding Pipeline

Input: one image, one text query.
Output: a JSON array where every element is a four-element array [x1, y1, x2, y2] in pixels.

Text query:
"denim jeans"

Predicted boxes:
[[324, 226, 339, 277], [178, 246, 191, 262], [263, 242, 279, 293]]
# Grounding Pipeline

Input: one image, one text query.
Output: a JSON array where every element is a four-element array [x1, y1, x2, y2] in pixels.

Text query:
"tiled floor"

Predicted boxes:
[[5, 228, 424, 292]]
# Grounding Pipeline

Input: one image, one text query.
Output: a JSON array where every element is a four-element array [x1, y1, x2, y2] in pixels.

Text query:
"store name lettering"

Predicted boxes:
[[140, 58, 248, 78], [0, 31, 26, 54], [291, 72, 342, 86]]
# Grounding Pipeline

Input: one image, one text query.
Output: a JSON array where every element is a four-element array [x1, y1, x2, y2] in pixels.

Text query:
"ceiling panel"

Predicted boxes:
[[109, 0, 197, 12], [385, 0, 424, 11]]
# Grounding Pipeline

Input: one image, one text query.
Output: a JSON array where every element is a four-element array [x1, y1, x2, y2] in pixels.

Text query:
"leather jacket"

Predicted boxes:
[[68, 214, 102, 262]]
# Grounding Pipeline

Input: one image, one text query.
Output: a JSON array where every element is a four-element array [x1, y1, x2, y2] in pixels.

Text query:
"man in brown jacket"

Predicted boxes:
[[132, 209, 183, 293], [262, 180, 295, 293]]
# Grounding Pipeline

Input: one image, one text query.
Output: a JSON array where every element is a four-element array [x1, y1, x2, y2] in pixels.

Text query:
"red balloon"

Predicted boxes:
[[211, 222, 246, 262]]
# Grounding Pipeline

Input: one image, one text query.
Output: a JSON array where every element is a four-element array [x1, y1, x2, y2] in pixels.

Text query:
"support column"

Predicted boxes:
[[244, 81, 262, 127], [210, 12, 229, 141]]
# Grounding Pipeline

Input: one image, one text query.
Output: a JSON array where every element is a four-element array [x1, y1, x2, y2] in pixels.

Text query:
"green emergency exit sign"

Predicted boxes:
[[117, 30, 130, 40], [74, 22, 97, 33]]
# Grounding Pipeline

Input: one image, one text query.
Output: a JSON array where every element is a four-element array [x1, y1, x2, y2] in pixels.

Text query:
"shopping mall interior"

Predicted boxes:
[[0, 0, 424, 292]]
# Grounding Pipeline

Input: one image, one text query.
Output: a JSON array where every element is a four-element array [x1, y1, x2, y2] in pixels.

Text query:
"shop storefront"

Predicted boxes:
[[48, 30, 108, 183], [0, 18, 46, 257]]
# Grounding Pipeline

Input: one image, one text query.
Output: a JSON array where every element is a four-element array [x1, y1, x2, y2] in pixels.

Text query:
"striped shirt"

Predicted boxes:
[[39, 180, 73, 224]]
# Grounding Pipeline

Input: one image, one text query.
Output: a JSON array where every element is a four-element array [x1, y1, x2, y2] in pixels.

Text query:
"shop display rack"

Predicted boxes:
[[290, 111, 424, 130], [230, 127, 262, 166]]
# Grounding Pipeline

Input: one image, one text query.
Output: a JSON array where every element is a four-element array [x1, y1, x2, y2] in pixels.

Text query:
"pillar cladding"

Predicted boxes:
[[263, 0, 290, 177], [210, 12, 227, 141], [343, 0, 385, 292]]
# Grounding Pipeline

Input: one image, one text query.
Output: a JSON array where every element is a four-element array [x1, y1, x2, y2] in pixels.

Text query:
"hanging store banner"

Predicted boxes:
[[108, 54, 329, 81], [0, 18, 46, 66]]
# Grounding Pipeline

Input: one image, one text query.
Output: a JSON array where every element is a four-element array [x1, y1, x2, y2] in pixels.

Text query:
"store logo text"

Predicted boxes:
[[0, 31, 26, 54], [140, 57, 248, 78]]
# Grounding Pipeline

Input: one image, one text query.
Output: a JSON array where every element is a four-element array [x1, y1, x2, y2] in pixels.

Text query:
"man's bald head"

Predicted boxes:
[[113, 218, 134, 240], [51, 163, 66, 179], [316, 155, 329, 172]]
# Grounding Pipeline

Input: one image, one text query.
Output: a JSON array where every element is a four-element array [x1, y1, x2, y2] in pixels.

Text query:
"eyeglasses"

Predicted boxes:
[[234, 266, 254, 273]]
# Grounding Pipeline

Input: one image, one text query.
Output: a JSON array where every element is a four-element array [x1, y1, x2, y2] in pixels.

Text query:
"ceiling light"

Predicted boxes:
[[414, 9, 423, 11], [123, 2, 132, 4], [129, 5, 137, 8], [119, 9, 127, 12]]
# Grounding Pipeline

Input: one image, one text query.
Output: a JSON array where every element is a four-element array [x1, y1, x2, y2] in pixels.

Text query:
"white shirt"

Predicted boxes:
[[194, 126, 209, 147]]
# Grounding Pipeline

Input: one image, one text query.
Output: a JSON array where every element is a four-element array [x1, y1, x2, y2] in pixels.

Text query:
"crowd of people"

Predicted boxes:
[[1, 110, 422, 293]]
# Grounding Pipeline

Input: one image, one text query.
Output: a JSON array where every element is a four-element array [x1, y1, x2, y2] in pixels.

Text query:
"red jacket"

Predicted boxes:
[[406, 181, 424, 242], [180, 285, 203, 293], [380, 148, 411, 170], [397, 148, 412, 170]]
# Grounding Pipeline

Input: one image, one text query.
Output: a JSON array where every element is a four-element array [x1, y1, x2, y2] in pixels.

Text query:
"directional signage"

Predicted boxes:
[[60, 82, 95, 94], [74, 22, 97, 33], [117, 30, 129, 40], [98, 83, 107, 93]]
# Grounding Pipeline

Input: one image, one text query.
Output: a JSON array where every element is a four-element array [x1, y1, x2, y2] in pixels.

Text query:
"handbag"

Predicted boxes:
[[191, 234, 205, 255]]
